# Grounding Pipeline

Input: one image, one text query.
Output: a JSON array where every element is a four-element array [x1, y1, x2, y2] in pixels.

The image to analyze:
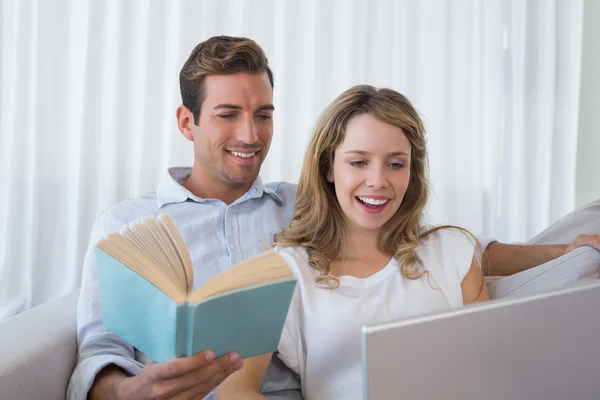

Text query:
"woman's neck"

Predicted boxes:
[[337, 226, 388, 261], [330, 226, 392, 278]]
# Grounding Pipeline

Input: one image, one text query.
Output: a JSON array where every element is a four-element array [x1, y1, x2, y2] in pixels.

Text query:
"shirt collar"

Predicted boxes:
[[156, 167, 283, 208]]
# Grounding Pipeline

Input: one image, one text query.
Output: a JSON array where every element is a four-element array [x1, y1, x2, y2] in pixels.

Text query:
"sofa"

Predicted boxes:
[[1, 199, 598, 400]]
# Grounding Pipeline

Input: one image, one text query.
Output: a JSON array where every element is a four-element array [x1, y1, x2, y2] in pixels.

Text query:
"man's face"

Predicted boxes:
[[191, 71, 274, 188]]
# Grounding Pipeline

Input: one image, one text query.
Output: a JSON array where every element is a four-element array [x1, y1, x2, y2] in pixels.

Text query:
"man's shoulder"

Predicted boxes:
[[264, 181, 298, 204], [96, 190, 160, 227], [265, 181, 298, 194]]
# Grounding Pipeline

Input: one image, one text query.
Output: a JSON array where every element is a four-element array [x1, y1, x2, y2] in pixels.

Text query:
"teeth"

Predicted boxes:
[[358, 197, 389, 206], [230, 151, 256, 158]]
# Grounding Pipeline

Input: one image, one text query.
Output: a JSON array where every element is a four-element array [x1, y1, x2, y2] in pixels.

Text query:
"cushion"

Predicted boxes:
[[0, 289, 79, 400], [527, 198, 600, 245]]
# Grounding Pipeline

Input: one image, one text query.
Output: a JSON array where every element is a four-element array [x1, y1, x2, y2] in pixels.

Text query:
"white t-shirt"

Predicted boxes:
[[275, 229, 476, 400]]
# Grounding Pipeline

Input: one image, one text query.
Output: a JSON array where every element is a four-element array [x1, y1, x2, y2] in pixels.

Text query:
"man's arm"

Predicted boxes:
[[67, 212, 144, 399], [484, 234, 600, 276], [88, 366, 126, 400], [90, 351, 243, 400], [67, 211, 242, 400]]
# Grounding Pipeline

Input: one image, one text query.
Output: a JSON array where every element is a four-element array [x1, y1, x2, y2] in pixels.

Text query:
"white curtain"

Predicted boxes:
[[0, 0, 583, 320]]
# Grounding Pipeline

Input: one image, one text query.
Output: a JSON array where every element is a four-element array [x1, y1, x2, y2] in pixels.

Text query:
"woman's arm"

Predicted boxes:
[[483, 242, 566, 276], [461, 255, 490, 304], [484, 234, 600, 276], [214, 353, 273, 400]]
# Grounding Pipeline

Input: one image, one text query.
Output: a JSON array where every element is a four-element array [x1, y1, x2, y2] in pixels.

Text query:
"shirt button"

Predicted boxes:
[[229, 243, 234, 250]]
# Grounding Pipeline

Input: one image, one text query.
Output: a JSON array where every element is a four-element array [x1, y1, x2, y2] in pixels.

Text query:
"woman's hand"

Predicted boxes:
[[564, 234, 600, 255]]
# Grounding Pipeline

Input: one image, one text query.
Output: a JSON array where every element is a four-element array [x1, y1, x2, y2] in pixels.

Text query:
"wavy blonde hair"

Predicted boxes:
[[274, 85, 483, 287]]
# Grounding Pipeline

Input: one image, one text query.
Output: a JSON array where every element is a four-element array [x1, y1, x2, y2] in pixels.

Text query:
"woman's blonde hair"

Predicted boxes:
[[274, 85, 483, 287]]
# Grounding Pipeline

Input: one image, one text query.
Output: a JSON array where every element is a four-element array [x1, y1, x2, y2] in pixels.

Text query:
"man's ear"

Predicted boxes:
[[176, 105, 195, 142]]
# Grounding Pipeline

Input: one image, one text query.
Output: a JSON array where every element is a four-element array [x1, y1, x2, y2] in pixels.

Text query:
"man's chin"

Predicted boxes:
[[223, 171, 260, 187]]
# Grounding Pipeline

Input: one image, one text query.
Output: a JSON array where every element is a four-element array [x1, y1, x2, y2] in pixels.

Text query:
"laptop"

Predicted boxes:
[[362, 280, 600, 400]]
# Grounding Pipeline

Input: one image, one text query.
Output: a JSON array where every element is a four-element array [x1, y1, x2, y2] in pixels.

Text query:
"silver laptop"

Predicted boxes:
[[362, 280, 600, 400]]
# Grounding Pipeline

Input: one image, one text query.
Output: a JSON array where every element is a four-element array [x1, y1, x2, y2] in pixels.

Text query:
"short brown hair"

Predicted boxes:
[[179, 36, 275, 124]]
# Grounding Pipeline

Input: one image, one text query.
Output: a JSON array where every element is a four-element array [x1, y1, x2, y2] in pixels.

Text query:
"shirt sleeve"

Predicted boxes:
[[277, 320, 300, 375], [274, 246, 302, 376], [474, 234, 497, 253], [445, 229, 478, 283], [66, 211, 144, 400]]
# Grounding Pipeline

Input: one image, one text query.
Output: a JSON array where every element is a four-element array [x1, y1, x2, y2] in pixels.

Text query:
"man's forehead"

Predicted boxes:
[[203, 72, 273, 107]]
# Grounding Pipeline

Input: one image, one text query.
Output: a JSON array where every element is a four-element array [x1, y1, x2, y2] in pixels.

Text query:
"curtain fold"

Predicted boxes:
[[0, 0, 583, 320]]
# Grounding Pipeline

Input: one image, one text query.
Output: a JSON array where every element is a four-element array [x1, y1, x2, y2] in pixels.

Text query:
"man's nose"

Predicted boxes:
[[236, 117, 258, 144]]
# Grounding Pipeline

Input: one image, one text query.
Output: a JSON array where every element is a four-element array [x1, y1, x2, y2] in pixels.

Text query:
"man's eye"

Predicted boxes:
[[255, 114, 272, 120], [218, 113, 236, 119], [350, 161, 367, 167]]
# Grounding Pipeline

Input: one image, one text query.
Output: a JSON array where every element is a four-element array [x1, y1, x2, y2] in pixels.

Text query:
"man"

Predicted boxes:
[[67, 35, 600, 400]]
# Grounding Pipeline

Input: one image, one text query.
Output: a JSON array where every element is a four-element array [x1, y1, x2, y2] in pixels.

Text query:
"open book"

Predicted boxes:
[[95, 214, 296, 363]]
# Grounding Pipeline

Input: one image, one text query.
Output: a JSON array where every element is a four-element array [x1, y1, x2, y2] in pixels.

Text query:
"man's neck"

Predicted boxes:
[[183, 164, 253, 205]]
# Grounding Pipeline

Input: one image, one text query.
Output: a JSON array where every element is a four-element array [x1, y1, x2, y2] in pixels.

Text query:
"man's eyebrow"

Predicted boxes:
[[256, 104, 275, 112], [212, 104, 275, 112], [213, 104, 242, 110]]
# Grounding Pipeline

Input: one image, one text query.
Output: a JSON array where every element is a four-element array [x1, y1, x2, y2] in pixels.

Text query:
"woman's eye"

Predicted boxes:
[[350, 161, 367, 167], [390, 163, 405, 170]]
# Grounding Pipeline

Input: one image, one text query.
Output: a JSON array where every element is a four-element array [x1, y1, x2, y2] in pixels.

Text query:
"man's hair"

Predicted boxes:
[[179, 35, 274, 124]]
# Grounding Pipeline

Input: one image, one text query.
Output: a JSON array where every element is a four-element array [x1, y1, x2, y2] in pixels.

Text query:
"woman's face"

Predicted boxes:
[[330, 113, 412, 236]]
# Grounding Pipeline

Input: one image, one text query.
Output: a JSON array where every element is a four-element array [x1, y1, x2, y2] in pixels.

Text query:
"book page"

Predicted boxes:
[[158, 214, 193, 295], [188, 250, 294, 303], [143, 218, 188, 292], [97, 214, 195, 303], [97, 233, 187, 303], [127, 219, 184, 290]]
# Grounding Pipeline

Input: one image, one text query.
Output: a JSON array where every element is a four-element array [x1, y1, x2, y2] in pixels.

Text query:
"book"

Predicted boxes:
[[95, 213, 297, 363]]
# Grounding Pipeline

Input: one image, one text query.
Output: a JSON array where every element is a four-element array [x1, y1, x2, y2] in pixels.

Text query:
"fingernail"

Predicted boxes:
[[230, 353, 243, 370], [204, 350, 215, 363]]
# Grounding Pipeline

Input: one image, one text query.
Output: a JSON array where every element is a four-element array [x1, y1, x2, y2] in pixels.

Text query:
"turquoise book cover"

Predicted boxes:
[[95, 248, 297, 363]]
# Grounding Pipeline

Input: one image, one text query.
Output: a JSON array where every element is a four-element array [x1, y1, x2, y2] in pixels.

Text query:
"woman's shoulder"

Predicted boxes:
[[274, 245, 311, 275], [274, 244, 309, 259], [417, 226, 478, 283], [418, 225, 477, 253]]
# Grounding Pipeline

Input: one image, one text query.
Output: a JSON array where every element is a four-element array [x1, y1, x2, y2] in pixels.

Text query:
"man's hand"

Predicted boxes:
[[564, 234, 600, 255], [90, 350, 243, 400]]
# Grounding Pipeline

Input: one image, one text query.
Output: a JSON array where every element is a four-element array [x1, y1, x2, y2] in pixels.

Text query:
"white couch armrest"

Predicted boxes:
[[0, 289, 80, 400]]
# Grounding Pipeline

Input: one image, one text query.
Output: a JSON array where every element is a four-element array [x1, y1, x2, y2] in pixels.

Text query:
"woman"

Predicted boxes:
[[216, 85, 489, 400]]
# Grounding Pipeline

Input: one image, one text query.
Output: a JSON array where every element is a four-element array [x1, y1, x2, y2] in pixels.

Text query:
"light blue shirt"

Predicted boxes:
[[67, 167, 301, 400]]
